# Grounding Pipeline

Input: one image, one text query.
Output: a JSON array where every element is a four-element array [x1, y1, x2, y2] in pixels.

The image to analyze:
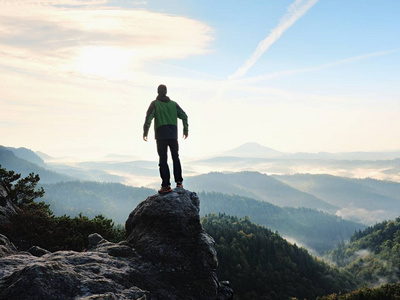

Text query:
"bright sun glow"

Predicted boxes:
[[75, 46, 134, 79]]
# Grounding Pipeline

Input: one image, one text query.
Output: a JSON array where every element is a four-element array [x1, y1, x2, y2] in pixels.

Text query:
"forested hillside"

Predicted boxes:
[[328, 217, 400, 286], [202, 214, 357, 300], [199, 191, 364, 254], [42, 181, 155, 223], [40, 183, 364, 253], [317, 283, 400, 300], [0, 166, 123, 252]]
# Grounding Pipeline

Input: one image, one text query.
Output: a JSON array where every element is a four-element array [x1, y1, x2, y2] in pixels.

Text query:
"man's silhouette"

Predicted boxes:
[[143, 84, 188, 194]]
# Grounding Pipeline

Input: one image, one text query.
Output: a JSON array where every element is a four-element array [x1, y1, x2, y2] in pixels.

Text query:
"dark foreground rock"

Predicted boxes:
[[0, 188, 233, 300], [0, 234, 18, 257], [0, 179, 19, 224], [126, 188, 229, 299]]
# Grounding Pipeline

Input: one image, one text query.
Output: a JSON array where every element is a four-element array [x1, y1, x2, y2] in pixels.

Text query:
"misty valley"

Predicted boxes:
[[2, 143, 400, 299]]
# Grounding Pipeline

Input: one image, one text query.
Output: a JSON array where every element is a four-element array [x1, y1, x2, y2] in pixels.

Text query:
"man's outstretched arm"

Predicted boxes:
[[177, 104, 188, 139], [143, 101, 156, 141]]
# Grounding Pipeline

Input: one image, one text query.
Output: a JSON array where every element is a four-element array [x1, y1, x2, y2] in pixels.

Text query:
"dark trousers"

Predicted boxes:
[[156, 139, 183, 187]]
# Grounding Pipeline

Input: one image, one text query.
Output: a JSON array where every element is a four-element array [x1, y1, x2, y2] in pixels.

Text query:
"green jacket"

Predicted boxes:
[[143, 95, 188, 140]]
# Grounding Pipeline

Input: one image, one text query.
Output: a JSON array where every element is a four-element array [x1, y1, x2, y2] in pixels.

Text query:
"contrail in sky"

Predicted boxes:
[[228, 0, 319, 80], [240, 48, 400, 84]]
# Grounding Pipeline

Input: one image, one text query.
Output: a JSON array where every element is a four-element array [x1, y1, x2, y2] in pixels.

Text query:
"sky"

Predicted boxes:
[[1, 0, 400, 160]]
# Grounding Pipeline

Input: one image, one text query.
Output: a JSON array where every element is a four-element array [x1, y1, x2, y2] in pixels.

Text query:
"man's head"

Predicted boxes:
[[157, 84, 167, 96]]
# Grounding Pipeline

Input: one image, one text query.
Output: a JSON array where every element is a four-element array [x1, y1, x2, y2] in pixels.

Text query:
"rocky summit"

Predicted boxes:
[[0, 188, 233, 300]]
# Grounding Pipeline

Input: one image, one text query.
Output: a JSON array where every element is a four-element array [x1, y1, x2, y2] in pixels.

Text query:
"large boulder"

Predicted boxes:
[[0, 237, 150, 300], [125, 188, 229, 299]]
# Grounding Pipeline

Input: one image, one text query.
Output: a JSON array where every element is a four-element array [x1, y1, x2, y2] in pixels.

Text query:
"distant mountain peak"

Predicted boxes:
[[224, 142, 285, 158]]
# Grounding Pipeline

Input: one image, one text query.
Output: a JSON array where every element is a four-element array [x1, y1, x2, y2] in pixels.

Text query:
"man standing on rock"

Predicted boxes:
[[143, 84, 189, 194]]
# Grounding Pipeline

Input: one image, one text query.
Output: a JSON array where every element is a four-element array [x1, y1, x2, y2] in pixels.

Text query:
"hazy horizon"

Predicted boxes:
[[1, 1, 399, 160], [4, 141, 400, 189], [4, 141, 400, 163]]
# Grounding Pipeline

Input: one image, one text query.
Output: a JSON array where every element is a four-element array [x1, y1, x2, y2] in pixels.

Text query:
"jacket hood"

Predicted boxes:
[[156, 95, 171, 103]]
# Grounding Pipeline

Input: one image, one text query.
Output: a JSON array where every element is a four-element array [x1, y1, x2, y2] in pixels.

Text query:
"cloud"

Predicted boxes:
[[354, 249, 370, 258], [0, 1, 214, 78], [2, 0, 108, 6], [228, 0, 319, 80], [335, 207, 388, 225]]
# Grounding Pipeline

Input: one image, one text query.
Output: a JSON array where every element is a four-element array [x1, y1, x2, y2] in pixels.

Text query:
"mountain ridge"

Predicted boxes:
[[275, 174, 400, 224], [185, 171, 337, 212], [0, 146, 72, 184]]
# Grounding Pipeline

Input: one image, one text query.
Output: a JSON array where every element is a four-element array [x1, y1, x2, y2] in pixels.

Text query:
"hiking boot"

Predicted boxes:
[[158, 186, 172, 194], [176, 182, 183, 188]]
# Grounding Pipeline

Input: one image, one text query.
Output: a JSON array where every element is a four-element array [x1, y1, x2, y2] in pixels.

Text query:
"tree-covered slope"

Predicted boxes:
[[0, 165, 123, 252], [201, 214, 357, 300], [41, 181, 155, 224], [328, 217, 400, 286], [199, 191, 364, 254], [41, 184, 363, 253], [317, 283, 400, 300]]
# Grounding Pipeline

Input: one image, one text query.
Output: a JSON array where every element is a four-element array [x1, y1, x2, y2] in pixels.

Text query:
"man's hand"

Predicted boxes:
[[183, 133, 188, 140], [143, 134, 148, 142]]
